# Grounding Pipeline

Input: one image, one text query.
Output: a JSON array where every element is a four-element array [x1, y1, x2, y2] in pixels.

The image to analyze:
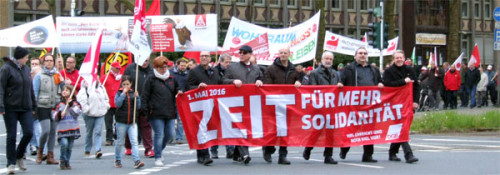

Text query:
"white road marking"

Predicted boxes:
[[292, 157, 384, 169], [410, 144, 451, 149], [421, 138, 500, 143], [128, 159, 197, 175]]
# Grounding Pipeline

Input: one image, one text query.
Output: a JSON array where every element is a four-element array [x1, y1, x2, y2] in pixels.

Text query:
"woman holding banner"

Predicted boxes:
[[382, 50, 419, 164], [33, 54, 64, 165], [141, 56, 182, 166], [0, 46, 36, 174]]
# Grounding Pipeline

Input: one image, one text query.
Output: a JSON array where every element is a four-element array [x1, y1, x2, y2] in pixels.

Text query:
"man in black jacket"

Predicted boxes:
[[186, 51, 218, 165], [337, 47, 382, 163], [123, 60, 154, 157], [382, 50, 419, 163], [172, 59, 189, 144], [302, 51, 339, 164], [419, 62, 444, 110], [464, 62, 481, 108], [222, 45, 263, 165], [262, 47, 302, 165]]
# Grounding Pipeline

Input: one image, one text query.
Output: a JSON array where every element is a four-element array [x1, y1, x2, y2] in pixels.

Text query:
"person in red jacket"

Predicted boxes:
[[444, 65, 461, 109], [100, 61, 123, 146], [60, 56, 82, 91]]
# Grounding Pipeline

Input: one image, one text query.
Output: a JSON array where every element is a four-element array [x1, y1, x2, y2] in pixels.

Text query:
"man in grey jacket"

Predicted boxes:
[[222, 45, 263, 165], [302, 51, 339, 164]]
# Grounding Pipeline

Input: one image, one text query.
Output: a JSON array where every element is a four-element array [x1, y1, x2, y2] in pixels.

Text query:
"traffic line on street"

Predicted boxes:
[[289, 157, 384, 169], [410, 144, 451, 149], [128, 159, 196, 175], [449, 143, 500, 148], [420, 138, 500, 143]]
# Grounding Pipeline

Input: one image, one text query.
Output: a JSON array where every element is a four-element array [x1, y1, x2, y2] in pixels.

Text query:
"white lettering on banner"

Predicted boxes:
[[189, 99, 217, 144], [338, 90, 381, 107], [218, 97, 247, 139], [266, 95, 295, 137], [301, 91, 335, 109], [250, 95, 263, 138]]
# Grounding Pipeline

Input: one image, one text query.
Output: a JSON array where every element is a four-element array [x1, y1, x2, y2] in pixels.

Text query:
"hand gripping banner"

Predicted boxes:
[[176, 84, 414, 150]]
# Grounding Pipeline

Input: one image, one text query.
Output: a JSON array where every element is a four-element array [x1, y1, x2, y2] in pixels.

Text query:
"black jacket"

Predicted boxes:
[[308, 65, 339, 85], [383, 64, 420, 103], [340, 61, 382, 86], [464, 68, 480, 88], [419, 67, 444, 91], [0, 59, 36, 112], [187, 65, 221, 90], [264, 58, 301, 84], [115, 89, 138, 124], [171, 68, 189, 92], [141, 75, 178, 120], [123, 63, 153, 95]]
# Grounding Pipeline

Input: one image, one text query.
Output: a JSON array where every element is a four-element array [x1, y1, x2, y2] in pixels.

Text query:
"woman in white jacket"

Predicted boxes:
[[476, 67, 489, 108], [77, 80, 110, 158]]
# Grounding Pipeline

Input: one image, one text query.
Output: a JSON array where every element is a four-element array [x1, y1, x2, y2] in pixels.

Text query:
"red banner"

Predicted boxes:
[[176, 84, 414, 150], [150, 24, 175, 52]]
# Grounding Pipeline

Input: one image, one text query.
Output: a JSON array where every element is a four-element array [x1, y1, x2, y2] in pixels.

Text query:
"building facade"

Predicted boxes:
[[0, 0, 497, 67]]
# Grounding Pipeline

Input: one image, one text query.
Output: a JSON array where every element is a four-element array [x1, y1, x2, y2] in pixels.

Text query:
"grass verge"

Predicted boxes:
[[411, 110, 500, 134]]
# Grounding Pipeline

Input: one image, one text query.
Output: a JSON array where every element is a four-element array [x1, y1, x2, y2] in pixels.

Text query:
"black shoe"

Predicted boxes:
[[339, 151, 346, 160], [95, 151, 103, 159], [211, 151, 218, 159], [324, 157, 338, 164], [389, 154, 401, 161], [263, 152, 272, 163], [226, 150, 234, 159], [362, 157, 378, 163], [278, 156, 290, 165], [303, 149, 311, 160], [202, 158, 213, 165], [243, 155, 251, 164], [406, 156, 419, 163]]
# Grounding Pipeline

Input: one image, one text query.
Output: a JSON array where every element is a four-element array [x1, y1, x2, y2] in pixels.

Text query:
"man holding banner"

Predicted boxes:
[[222, 45, 263, 164], [302, 51, 339, 165], [382, 50, 419, 164], [338, 47, 383, 163], [262, 47, 302, 165]]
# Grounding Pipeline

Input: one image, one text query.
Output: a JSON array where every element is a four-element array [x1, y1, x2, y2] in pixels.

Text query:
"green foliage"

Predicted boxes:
[[411, 110, 500, 134]]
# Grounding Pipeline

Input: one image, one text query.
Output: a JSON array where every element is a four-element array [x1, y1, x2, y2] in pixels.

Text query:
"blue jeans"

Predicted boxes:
[[59, 137, 75, 162], [150, 118, 175, 159], [115, 122, 140, 162], [3, 111, 33, 166], [467, 85, 477, 107], [83, 115, 104, 153], [30, 119, 41, 148], [175, 113, 184, 141]]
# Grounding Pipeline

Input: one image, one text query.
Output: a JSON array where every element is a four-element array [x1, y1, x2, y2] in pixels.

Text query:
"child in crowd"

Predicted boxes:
[[55, 85, 82, 170], [114, 76, 145, 169]]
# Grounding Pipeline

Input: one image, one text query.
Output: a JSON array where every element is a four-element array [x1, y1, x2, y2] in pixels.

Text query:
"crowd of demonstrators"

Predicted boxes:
[[141, 56, 182, 166], [208, 54, 235, 160], [123, 60, 154, 157], [172, 59, 188, 144], [54, 84, 81, 170], [338, 47, 382, 163], [113, 76, 145, 169], [101, 62, 122, 146], [222, 45, 263, 164], [0, 46, 36, 174], [302, 51, 339, 165], [263, 47, 302, 165], [382, 50, 419, 163], [33, 54, 64, 165]]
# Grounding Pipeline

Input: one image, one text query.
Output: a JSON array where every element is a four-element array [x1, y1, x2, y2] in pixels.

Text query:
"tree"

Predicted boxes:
[[315, 0, 326, 63], [447, 0, 460, 63], [384, 0, 396, 39]]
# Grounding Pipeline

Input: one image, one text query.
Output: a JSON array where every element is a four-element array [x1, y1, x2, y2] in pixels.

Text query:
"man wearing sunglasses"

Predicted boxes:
[[337, 47, 383, 163], [222, 45, 263, 165]]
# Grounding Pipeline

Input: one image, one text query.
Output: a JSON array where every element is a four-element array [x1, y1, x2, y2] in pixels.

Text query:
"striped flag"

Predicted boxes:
[[80, 28, 104, 87]]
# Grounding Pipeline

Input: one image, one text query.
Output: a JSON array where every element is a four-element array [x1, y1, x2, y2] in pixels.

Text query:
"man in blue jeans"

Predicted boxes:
[[464, 62, 480, 108]]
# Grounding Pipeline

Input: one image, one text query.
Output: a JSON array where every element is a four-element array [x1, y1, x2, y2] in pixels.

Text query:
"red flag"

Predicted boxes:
[[451, 52, 464, 71], [146, 0, 161, 16], [468, 44, 481, 68], [184, 51, 201, 63], [80, 28, 104, 87], [129, 0, 152, 65]]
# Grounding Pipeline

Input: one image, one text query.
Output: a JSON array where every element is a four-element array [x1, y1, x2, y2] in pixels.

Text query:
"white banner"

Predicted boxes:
[[56, 14, 218, 53], [0, 15, 58, 48], [223, 12, 320, 65], [324, 31, 399, 57]]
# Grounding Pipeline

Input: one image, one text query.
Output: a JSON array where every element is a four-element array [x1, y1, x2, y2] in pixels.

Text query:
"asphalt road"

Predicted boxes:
[[0, 117, 499, 175]]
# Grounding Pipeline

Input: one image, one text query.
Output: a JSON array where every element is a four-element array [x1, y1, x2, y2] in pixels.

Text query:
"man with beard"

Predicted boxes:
[[263, 47, 301, 165], [302, 51, 339, 164], [382, 50, 419, 163], [337, 47, 383, 163]]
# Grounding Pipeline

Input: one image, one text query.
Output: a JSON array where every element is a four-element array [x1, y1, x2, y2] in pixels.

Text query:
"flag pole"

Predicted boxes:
[[57, 47, 68, 79], [133, 64, 139, 128], [61, 75, 81, 118], [102, 51, 122, 86]]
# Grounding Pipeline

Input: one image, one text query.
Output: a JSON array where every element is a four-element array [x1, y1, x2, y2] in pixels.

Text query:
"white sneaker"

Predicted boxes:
[[16, 158, 26, 171], [7, 165, 15, 174], [154, 159, 164, 166]]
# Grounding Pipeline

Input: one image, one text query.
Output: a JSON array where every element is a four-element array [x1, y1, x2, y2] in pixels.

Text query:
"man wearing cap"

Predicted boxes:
[[485, 65, 497, 106], [100, 61, 123, 146], [337, 63, 344, 77], [302, 66, 313, 85], [262, 47, 301, 165], [302, 51, 339, 164], [0, 46, 36, 174], [222, 45, 263, 165]]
